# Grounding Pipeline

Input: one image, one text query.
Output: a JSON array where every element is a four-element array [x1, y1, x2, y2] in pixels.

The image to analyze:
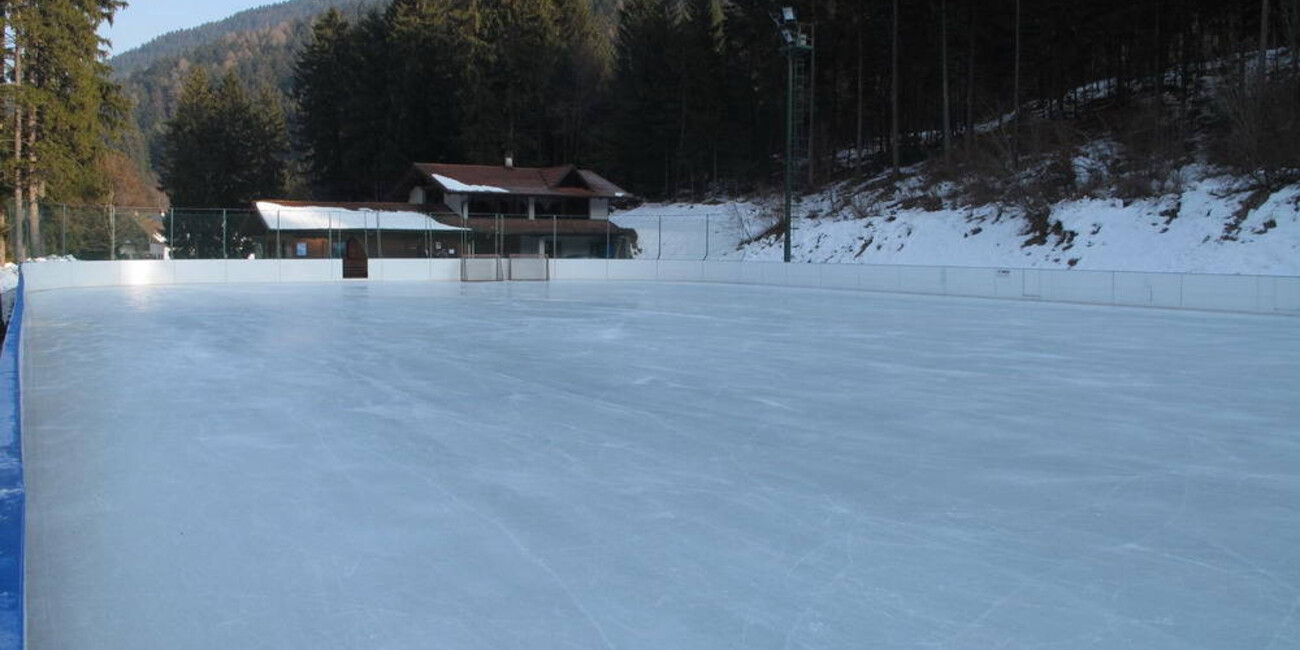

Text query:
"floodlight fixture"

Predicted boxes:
[[782, 7, 796, 23], [780, 28, 794, 45]]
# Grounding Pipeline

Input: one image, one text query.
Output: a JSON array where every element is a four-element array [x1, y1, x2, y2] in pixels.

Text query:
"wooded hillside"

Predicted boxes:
[[114, 0, 625, 176], [121, 0, 1298, 207]]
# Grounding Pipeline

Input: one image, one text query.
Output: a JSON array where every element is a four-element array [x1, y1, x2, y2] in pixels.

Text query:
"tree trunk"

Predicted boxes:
[[12, 19, 25, 264], [1152, 0, 1164, 140], [1291, 0, 1299, 73], [26, 188, 41, 260], [26, 106, 42, 258], [1012, 0, 1022, 171], [891, 0, 900, 173], [966, 0, 975, 154], [0, 9, 6, 264], [1260, 0, 1271, 79], [941, 0, 951, 161], [855, 21, 863, 173]]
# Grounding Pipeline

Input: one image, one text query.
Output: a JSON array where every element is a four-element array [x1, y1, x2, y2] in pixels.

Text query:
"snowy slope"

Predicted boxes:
[[0, 265, 16, 294], [615, 172, 1300, 275]]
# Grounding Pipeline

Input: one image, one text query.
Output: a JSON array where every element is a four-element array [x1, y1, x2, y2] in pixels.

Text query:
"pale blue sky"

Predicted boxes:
[[103, 0, 271, 55]]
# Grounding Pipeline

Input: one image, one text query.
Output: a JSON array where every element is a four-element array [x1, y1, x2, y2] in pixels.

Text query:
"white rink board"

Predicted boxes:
[[371, 259, 430, 282], [21, 282, 1300, 650], [18, 259, 1300, 315]]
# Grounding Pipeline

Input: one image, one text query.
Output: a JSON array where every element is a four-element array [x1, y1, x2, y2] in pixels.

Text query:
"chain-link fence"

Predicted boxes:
[[3, 204, 792, 263]]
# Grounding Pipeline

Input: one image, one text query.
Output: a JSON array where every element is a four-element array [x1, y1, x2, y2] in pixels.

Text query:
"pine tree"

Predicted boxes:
[[158, 69, 287, 208], [681, 0, 730, 193], [547, 0, 611, 163], [607, 0, 685, 197], [456, 0, 562, 164], [157, 69, 217, 207], [3, 0, 126, 261], [292, 8, 354, 199], [387, 0, 460, 168], [345, 9, 404, 200]]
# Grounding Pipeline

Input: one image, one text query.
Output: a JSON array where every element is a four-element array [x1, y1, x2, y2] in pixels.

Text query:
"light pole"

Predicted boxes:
[[777, 7, 811, 264]]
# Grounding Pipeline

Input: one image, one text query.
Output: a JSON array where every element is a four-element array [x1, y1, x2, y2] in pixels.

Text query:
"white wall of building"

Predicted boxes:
[[444, 194, 468, 217], [590, 198, 610, 220]]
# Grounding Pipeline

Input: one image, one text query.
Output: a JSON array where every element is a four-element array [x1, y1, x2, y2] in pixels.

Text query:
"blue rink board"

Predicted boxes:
[[0, 273, 26, 650]]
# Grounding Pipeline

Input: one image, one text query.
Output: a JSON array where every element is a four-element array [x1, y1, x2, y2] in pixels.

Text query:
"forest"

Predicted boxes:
[[280, 0, 1299, 206], [3, 0, 1298, 248]]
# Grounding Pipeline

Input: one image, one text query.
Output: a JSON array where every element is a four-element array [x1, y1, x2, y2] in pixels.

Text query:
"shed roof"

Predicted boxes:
[[254, 201, 468, 232]]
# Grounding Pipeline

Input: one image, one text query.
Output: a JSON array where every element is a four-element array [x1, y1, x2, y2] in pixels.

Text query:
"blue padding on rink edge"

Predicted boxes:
[[0, 272, 26, 650]]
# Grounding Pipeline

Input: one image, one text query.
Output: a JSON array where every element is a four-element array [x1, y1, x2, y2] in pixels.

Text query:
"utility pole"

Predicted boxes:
[[776, 7, 812, 264], [786, 48, 795, 264]]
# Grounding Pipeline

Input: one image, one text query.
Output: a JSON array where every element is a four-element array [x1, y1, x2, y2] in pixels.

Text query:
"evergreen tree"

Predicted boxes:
[[680, 0, 731, 191], [547, 0, 611, 163], [158, 69, 288, 208], [3, 0, 127, 260], [292, 8, 354, 199], [387, 0, 460, 166], [456, 0, 562, 163], [345, 9, 404, 200], [607, 0, 685, 197]]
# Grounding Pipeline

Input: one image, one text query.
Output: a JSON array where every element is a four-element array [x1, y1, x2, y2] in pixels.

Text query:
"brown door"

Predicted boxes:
[[343, 236, 368, 279]]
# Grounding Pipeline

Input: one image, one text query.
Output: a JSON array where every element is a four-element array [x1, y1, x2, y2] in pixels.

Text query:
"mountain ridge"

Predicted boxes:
[[109, 0, 380, 79]]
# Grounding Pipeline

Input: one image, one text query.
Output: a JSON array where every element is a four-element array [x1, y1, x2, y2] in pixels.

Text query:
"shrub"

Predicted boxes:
[[1209, 73, 1300, 188]]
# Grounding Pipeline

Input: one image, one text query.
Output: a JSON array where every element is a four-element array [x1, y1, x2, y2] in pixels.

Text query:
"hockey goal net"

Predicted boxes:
[[508, 254, 550, 281], [461, 255, 504, 282]]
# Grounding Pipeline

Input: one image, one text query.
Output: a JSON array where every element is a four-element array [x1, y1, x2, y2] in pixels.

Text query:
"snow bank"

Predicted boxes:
[[616, 174, 1300, 275], [0, 264, 16, 293]]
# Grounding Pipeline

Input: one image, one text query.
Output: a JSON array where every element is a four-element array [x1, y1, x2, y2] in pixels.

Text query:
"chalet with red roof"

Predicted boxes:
[[251, 159, 637, 265], [392, 158, 632, 221]]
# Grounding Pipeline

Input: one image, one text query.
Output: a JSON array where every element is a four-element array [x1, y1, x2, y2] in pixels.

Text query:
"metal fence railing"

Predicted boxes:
[[0, 205, 793, 264]]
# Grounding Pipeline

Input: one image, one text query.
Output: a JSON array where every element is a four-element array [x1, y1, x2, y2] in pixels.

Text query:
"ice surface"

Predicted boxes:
[[21, 282, 1300, 650]]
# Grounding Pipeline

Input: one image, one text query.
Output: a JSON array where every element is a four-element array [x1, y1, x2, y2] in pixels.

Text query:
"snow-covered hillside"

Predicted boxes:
[[614, 168, 1300, 276]]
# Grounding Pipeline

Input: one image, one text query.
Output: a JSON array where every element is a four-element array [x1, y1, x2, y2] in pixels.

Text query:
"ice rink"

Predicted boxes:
[[21, 281, 1300, 650]]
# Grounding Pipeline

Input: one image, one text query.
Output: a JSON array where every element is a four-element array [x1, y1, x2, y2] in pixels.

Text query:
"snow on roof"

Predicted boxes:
[[431, 173, 509, 194], [255, 202, 467, 232], [410, 163, 632, 199]]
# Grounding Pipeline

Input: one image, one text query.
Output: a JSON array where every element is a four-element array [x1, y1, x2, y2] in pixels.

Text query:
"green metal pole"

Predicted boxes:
[[784, 46, 794, 264]]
